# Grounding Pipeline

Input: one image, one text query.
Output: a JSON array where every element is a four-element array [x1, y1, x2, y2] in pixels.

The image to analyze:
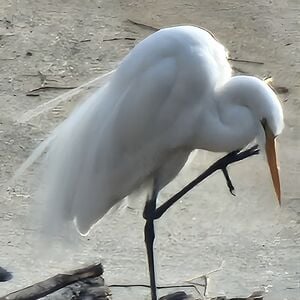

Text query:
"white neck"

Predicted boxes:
[[192, 76, 271, 152]]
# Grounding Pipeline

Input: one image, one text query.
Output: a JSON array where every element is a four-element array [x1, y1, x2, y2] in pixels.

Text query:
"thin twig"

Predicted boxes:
[[228, 57, 264, 65], [186, 261, 225, 296], [127, 19, 159, 31], [79, 38, 91, 42], [18, 70, 115, 123], [26, 85, 77, 96], [103, 37, 136, 42], [37, 71, 47, 85]]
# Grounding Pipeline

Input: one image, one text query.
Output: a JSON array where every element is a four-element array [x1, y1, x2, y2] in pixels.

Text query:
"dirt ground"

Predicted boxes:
[[0, 0, 299, 299]]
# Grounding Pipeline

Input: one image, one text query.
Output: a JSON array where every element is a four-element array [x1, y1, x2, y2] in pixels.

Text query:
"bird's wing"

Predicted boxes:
[[43, 55, 189, 236], [19, 26, 232, 236]]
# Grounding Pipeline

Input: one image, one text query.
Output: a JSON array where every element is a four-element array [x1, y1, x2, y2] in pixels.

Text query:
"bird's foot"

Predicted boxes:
[[222, 167, 235, 196], [150, 145, 260, 220], [218, 145, 259, 196], [228, 145, 260, 164], [215, 145, 259, 169]]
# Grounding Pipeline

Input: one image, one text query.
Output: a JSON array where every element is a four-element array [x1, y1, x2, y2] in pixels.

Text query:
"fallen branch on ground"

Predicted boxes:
[[0, 262, 266, 300], [26, 85, 77, 96], [127, 19, 159, 31], [228, 57, 264, 65], [18, 70, 115, 123], [0, 263, 106, 300], [103, 37, 136, 41], [185, 261, 225, 296]]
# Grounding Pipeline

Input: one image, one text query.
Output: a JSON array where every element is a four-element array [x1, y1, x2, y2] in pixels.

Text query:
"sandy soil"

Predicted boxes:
[[0, 0, 299, 299]]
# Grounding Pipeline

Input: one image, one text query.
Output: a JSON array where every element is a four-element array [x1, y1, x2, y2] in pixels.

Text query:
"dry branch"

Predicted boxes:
[[18, 70, 115, 123], [26, 85, 77, 96], [103, 37, 136, 42], [228, 58, 264, 65], [127, 19, 159, 31], [0, 263, 104, 300]]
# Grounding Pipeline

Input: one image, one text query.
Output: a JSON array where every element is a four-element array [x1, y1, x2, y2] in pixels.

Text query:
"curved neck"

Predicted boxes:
[[193, 77, 261, 152]]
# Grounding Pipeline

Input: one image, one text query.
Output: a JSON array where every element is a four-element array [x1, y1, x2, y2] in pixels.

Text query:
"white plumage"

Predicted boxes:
[[17, 26, 283, 238]]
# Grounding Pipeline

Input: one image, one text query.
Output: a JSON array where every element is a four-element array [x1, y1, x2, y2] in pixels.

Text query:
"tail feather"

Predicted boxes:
[[38, 82, 123, 236], [12, 73, 120, 238], [10, 132, 56, 184]]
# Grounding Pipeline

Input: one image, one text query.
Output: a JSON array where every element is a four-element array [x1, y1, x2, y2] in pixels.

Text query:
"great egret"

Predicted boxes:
[[16, 26, 283, 299]]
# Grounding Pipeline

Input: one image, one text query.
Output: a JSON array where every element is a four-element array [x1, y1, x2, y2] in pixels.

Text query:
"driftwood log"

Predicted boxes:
[[0, 263, 111, 300], [0, 262, 264, 300]]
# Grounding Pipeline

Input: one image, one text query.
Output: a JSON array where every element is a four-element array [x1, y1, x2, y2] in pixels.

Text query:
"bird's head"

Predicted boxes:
[[219, 76, 284, 204], [232, 76, 284, 204]]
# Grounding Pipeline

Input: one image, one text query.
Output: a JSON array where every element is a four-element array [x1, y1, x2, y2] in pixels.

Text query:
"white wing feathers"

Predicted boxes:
[[15, 26, 231, 236], [43, 57, 183, 235]]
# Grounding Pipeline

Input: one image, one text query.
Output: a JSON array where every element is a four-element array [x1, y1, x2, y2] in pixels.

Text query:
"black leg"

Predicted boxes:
[[155, 145, 259, 219], [143, 183, 159, 300], [222, 167, 236, 196], [140, 145, 259, 299]]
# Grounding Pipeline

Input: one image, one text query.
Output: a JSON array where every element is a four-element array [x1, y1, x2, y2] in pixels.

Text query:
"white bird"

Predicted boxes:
[[16, 26, 284, 299]]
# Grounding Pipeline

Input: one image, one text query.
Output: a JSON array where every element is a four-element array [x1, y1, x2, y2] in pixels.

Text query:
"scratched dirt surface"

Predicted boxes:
[[0, 0, 299, 299]]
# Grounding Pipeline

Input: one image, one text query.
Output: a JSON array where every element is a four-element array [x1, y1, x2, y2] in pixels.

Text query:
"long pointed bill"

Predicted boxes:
[[265, 130, 281, 205]]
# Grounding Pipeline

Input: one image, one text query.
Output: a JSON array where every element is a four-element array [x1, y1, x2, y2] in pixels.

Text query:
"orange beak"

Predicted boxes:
[[265, 128, 281, 205]]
